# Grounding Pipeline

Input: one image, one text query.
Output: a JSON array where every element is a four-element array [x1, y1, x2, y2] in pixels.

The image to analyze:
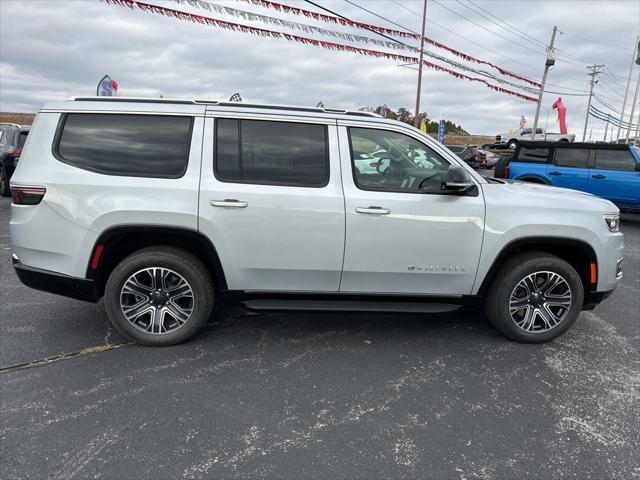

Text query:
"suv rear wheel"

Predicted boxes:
[[485, 251, 584, 343], [104, 246, 214, 345]]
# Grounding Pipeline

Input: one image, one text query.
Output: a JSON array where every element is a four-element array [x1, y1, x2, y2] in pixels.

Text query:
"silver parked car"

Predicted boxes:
[[10, 97, 623, 345]]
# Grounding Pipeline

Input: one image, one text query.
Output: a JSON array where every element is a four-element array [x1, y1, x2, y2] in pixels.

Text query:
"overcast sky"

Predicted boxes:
[[1, 0, 639, 137]]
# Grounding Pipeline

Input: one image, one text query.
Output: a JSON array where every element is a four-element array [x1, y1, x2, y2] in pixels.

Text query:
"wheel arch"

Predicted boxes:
[[478, 236, 598, 299], [516, 175, 549, 184], [87, 225, 228, 299]]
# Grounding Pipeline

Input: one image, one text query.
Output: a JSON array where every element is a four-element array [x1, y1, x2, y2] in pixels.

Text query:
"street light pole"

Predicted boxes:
[[531, 26, 557, 140], [413, 0, 428, 128], [616, 35, 639, 141], [582, 64, 605, 142]]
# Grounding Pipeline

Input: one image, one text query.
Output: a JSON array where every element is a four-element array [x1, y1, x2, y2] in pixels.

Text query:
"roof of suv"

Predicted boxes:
[[57, 96, 382, 119], [516, 140, 631, 150]]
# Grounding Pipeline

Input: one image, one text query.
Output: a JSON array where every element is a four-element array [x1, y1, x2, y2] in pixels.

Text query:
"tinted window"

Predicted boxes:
[[516, 147, 549, 163], [595, 149, 637, 171], [56, 114, 193, 178], [349, 127, 450, 193], [215, 119, 328, 187], [18, 131, 28, 147], [446, 146, 465, 153], [554, 148, 589, 168]]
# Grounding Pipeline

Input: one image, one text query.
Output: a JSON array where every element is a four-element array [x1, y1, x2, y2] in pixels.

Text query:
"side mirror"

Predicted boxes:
[[443, 165, 474, 194]]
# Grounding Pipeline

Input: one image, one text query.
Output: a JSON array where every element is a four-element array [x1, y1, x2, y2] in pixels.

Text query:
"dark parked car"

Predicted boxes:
[[493, 141, 640, 212], [0, 123, 30, 196], [446, 144, 486, 169]]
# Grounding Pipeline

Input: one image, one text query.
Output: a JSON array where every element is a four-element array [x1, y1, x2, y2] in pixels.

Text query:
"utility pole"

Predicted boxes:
[[603, 116, 609, 142], [413, 0, 428, 128], [582, 64, 605, 142], [531, 26, 557, 140], [634, 100, 640, 145], [625, 70, 640, 143], [617, 35, 639, 141]]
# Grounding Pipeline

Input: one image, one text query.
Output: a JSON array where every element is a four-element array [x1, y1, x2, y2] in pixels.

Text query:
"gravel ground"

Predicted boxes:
[[1, 195, 638, 479]]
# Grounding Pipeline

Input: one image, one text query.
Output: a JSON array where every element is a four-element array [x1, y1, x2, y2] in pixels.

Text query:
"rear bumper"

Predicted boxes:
[[12, 255, 98, 303]]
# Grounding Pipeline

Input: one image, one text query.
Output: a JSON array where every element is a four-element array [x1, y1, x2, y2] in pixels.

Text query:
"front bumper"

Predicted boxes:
[[12, 255, 98, 303], [581, 289, 614, 310]]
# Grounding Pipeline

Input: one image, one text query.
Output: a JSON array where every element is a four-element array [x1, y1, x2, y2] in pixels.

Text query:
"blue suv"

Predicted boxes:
[[497, 142, 640, 212]]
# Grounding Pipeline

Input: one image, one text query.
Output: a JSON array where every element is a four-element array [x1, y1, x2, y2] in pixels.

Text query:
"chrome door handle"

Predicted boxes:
[[211, 199, 248, 208], [591, 174, 606, 179], [356, 206, 390, 215], [549, 171, 562, 176]]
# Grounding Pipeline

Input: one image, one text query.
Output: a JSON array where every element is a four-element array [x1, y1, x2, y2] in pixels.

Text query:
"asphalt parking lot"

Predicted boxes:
[[1, 195, 639, 479]]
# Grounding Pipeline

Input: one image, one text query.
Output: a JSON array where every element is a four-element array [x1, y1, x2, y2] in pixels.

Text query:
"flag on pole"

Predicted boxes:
[[97, 75, 117, 96]]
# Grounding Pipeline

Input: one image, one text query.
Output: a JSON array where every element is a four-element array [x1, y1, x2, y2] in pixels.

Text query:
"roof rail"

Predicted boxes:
[[70, 96, 380, 118], [0, 122, 22, 128]]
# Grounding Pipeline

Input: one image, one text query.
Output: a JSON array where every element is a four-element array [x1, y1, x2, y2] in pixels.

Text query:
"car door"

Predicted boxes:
[[587, 147, 640, 207], [547, 147, 590, 191], [198, 114, 345, 292], [337, 124, 485, 295]]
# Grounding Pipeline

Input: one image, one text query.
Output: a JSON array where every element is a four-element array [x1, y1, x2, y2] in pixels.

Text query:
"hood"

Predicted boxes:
[[486, 179, 619, 214]]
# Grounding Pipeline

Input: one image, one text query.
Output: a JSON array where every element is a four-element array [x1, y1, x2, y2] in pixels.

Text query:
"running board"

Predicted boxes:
[[241, 299, 461, 314]]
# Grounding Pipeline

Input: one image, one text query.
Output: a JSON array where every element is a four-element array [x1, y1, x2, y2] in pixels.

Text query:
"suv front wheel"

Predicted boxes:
[[485, 252, 584, 343], [104, 246, 214, 345]]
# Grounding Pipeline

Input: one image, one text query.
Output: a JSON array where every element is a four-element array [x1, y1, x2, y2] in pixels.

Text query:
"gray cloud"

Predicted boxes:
[[1, 0, 638, 137]]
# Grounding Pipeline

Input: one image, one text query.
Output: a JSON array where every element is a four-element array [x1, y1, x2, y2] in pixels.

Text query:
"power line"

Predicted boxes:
[[429, 0, 545, 56], [387, 0, 541, 75], [455, 0, 547, 49]]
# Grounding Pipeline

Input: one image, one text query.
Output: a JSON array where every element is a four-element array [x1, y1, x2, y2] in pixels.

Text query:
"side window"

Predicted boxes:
[[535, 128, 543, 134], [55, 114, 193, 178], [516, 147, 550, 163], [0, 128, 5, 144], [594, 149, 637, 172], [554, 148, 589, 168], [349, 127, 450, 193], [521, 128, 531, 136], [214, 119, 328, 187]]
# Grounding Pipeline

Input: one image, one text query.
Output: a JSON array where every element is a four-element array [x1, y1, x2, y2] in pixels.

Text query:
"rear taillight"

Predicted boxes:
[[504, 166, 510, 178], [8, 148, 22, 158], [11, 186, 46, 205]]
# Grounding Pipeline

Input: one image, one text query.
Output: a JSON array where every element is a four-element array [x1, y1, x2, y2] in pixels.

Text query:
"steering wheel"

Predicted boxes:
[[376, 157, 392, 175]]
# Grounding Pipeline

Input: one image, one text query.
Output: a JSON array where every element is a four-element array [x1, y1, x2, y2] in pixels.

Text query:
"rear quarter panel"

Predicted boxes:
[[10, 110, 205, 278]]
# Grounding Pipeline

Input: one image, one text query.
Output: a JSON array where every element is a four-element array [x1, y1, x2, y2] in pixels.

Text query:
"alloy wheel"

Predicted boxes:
[[508, 271, 572, 333], [120, 267, 194, 334]]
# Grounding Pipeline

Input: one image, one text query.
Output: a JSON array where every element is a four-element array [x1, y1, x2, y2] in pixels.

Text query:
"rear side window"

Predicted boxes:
[[18, 132, 28, 147], [516, 147, 549, 163], [594, 149, 637, 171], [215, 119, 328, 187], [554, 148, 589, 168], [55, 114, 193, 178]]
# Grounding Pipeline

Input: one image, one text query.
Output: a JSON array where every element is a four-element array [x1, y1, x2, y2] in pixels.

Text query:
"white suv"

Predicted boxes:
[[9, 98, 624, 345]]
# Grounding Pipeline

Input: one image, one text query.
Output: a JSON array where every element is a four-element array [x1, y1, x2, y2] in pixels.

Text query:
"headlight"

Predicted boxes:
[[604, 214, 620, 232]]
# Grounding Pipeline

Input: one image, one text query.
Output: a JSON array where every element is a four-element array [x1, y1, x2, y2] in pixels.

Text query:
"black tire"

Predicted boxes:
[[104, 246, 214, 346], [484, 251, 584, 343], [0, 166, 10, 197], [507, 139, 518, 150]]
